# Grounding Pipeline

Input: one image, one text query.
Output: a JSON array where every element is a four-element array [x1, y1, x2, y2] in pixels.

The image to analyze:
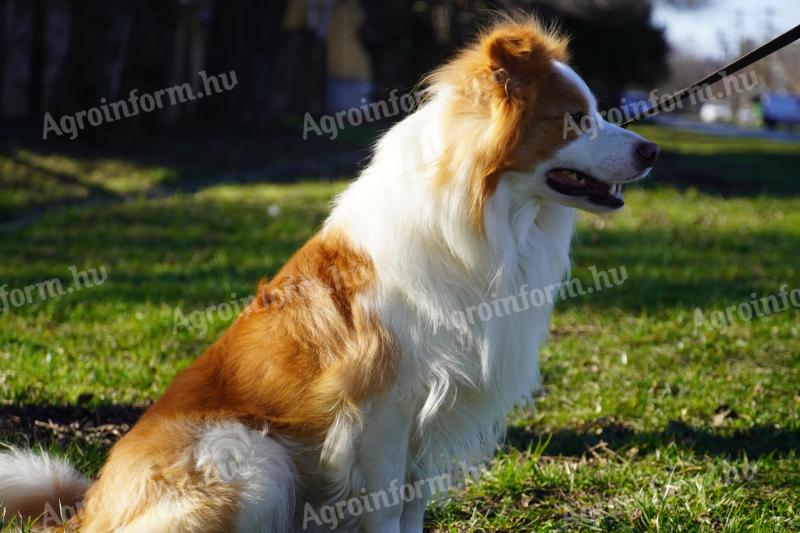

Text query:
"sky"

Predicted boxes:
[[652, 0, 800, 59]]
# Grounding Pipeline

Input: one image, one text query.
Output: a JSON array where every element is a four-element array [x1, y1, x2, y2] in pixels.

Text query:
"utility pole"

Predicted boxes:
[[763, 7, 776, 90]]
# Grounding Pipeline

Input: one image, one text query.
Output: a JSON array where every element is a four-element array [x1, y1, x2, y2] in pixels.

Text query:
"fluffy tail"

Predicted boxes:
[[0, 448, 89, 528]]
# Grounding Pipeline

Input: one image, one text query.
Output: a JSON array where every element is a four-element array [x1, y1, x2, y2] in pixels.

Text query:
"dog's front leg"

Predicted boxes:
[[355, 399, 413, 533], [398, 486, 426, 533]]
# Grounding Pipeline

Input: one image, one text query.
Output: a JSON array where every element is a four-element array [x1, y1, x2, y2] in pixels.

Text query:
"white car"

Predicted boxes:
[[699, 103, 733, 123]]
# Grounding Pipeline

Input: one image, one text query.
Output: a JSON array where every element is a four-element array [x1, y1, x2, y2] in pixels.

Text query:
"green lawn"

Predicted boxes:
[[1, 127, 799, 531]]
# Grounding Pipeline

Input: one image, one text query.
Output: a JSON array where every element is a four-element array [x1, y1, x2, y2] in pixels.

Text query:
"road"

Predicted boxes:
[[653, 115, 800, 142]]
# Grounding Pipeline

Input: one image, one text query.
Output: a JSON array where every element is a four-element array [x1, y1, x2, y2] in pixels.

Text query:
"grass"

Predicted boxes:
[[631, 125, 800, 196], [0, 126, 369, 224], [1, 125, 799, 531]]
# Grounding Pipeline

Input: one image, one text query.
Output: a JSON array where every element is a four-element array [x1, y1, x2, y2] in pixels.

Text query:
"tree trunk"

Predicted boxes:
[[205, 0, 289, 129], [1, 0, 33, 119], [119, 0, 179, 134], [50, 0, 133, 138], [41, 0, 71, 112]]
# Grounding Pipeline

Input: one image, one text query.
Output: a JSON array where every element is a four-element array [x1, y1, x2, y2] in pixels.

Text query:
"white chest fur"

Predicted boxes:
[[323, 99, 575, 489], [390, 197, 575, 478]]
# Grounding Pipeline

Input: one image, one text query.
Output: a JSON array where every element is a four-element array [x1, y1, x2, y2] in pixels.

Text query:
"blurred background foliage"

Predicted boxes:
[[0, 0, 798, 224], [0, 0, 680, 136]]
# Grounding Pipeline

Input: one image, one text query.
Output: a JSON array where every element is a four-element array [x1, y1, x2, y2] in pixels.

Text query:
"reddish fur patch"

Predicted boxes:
[[428, 16, 588, 230], [76, 230, 397, 531], [145, 230, 396, 436]]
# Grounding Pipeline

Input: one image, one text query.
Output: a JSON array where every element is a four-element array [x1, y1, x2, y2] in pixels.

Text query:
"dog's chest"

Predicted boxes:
[[401, 257, 568, 474]]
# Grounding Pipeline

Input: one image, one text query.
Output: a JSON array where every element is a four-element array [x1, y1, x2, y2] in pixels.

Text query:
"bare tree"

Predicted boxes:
[[1, 0, 33, 118]]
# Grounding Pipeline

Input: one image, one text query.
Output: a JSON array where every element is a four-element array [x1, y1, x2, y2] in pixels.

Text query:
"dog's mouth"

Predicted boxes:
[[545, 169, 624, 209]]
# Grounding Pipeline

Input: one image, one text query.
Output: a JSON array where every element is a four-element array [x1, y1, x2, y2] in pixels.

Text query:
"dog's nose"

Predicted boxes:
[[636, 141, 660, 166]]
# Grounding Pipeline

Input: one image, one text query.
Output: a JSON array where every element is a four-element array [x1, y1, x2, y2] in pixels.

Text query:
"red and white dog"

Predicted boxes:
[[1, 17, 657, 533]]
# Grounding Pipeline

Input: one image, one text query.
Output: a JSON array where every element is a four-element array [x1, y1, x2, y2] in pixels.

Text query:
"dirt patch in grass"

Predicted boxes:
[[0, 402, 146, 449]]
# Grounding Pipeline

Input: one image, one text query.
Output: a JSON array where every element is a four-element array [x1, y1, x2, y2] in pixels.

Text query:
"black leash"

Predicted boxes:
[[621, 23, 800, 128]]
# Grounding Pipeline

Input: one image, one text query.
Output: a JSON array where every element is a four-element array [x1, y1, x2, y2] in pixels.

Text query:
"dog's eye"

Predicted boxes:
[[571, 112, 586, 122]]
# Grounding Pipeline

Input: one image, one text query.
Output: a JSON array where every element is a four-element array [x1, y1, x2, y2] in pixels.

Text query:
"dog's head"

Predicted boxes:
[[428, 17, 659, 227]]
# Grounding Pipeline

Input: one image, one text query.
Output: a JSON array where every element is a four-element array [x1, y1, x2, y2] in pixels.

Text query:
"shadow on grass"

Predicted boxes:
[[3, 121, 800, 228], [6, 402, 796, 465], [0, 128, 372, 226], [507, 418, 800, 459], [646, 151, 800, 197], [0, 402, 145, 451], [3, 225, 798, 314]]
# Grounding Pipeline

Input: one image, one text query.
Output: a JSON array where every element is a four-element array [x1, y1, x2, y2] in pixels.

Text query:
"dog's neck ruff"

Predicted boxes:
[[326, 92, 575, 475]]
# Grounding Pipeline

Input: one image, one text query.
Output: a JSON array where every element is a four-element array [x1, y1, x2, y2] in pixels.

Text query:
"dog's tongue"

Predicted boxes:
[[547, 169, 608, 193]]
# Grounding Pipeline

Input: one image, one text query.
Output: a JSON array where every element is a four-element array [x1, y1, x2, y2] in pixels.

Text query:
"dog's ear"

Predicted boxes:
[[425, 19, 567, 101], [484, 29, 538, 74], [480, 23, 568, 97]]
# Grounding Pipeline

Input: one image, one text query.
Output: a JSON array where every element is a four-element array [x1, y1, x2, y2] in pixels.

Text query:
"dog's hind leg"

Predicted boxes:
[[193, 421, 298, 532], [79, 418, 298, 533]]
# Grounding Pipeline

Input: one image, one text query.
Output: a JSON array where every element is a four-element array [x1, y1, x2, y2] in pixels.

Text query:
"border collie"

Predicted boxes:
[[0, 15, 658, 533]]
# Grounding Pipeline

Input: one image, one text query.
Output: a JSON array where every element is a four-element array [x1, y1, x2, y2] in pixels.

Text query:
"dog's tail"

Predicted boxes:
[[0, 448, 89, 529]]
